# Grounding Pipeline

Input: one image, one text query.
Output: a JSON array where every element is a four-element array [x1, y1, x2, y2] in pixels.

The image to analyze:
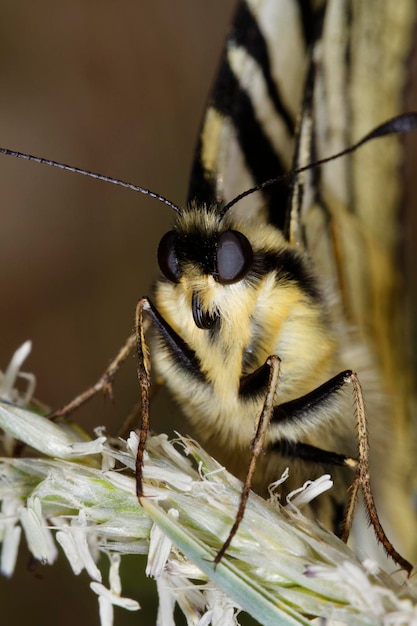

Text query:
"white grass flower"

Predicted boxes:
[[91, 554, 140, 626], [0, 341, 35, 407], [146, 508, 179, 578], [0, 496, 22, 576], [20, 496, 58, 564], [55, 510, 102, 579], [286, 474, 334, 510], [1, 354, 417, 625], [0, 341, 36, 456]]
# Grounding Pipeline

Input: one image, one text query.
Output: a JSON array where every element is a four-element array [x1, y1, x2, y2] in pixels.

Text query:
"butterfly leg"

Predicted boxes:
[[271, 371, 413, 573], [135, 298, 151, 501], [214, 354, 281, 565], [134, 296, 203, 500], [49, 332, 137, 419], [343, 371, 412, 573]]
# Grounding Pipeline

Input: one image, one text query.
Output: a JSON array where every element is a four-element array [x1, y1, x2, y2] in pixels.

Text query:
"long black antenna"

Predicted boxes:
[[0, 147, 182, 215], [2, 112, 416, 219]]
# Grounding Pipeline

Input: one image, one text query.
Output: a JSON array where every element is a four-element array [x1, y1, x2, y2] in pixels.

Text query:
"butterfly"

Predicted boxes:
[[133, 0, 417, 570]]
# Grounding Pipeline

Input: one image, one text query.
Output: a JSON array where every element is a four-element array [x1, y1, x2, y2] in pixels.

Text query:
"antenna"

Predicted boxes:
[[1, 112, 416, 219], [220, 112, 417, 218], [0, 147, 182, 215]]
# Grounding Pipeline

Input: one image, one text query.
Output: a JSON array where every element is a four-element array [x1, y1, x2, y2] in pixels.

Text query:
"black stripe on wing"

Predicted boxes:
[[214, 61, 290, 230], [232, 2, 294, 135], [297, 0, 325, 46], [284, 5, 326, 241], [188, 2, 291, 228], [187, 1, 322, 231]]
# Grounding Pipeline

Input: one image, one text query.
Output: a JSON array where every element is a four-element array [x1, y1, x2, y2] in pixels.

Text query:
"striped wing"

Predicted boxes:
[[290, 1, 416, 435], [187, 0, 417, 555], [290, 1, 417, 553], [189, 0, 416, 430], [187, 0, 325, 229]]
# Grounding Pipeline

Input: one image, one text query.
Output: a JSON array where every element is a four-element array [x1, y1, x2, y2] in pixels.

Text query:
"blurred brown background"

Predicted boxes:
[[0, 2, 236, 625]]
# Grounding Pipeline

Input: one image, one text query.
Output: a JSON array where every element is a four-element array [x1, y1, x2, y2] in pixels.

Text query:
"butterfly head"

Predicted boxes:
[[157, 204, 256, 329]]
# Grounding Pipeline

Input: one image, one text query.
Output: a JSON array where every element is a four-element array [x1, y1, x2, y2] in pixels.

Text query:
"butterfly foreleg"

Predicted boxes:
[[134, 296, 202, 500]]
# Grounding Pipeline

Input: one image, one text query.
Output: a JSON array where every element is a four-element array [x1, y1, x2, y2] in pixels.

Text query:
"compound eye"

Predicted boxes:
[[216, 230, 253, 284], [157, 231, 181, 283]]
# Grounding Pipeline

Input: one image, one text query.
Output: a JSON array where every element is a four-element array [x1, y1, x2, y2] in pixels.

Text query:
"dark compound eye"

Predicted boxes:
[[216, 230, 253, 284], [157, 230, 181, 283]]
